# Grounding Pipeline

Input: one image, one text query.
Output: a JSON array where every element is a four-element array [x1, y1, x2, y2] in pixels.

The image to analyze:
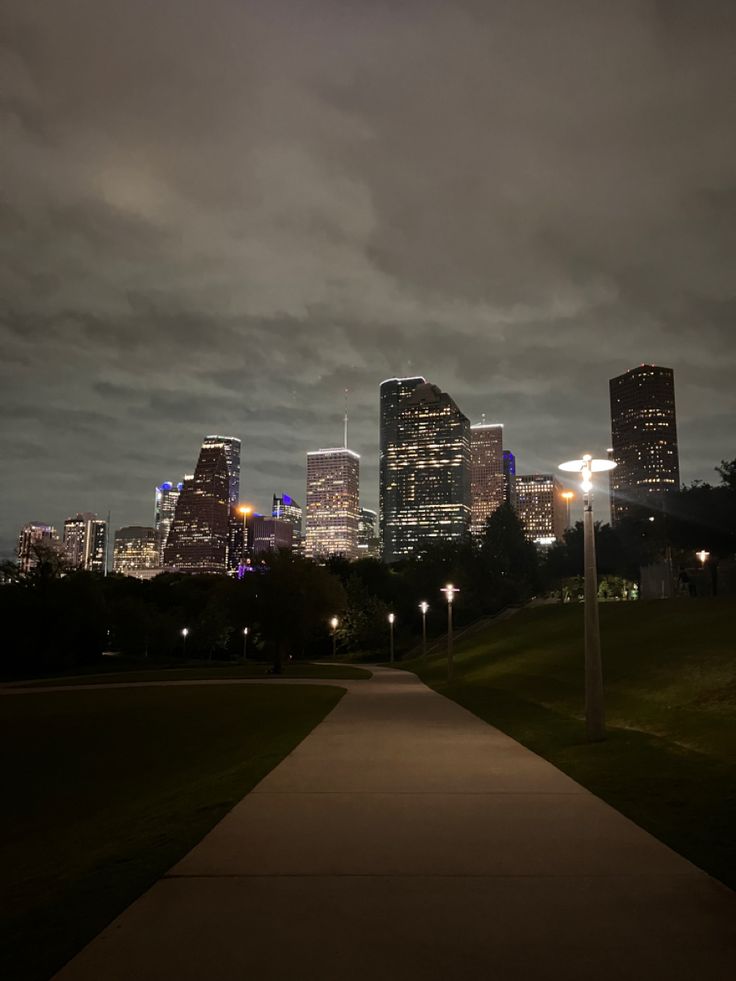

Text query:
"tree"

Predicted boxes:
[[478, 503, 540, 609]]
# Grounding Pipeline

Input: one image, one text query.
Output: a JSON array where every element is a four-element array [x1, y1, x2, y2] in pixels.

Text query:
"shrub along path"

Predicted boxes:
[[55, 666, 735, 981]]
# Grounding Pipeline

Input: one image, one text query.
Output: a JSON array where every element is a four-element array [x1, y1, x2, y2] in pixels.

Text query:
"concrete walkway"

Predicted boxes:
[[56, 666, 736, 980]]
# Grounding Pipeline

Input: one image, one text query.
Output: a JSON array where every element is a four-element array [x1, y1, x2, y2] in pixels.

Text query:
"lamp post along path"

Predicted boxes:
[[441, 585, 459, 681], [388, 613, 395, 664], [419, 602, 429, 660], [559, 455, 616, 742]]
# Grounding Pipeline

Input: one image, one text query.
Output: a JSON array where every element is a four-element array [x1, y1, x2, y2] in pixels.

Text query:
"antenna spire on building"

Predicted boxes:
[[344, 388, 350, 448]]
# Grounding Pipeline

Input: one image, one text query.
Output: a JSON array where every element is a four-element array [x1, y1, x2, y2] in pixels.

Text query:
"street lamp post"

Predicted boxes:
[[238, 506, 252, 568], [388, 613, 395, 664], [440, 584, 459, 681], [181, 626, 189, 658], [330, 616, 339, 658], [559, 454, 616, 743], [242, 626, 249, 661], [561, 490, 574, 531], [419, 601, 429, 660]]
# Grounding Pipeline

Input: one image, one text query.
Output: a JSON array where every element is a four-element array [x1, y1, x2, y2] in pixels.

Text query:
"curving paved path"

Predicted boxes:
[[54, 666, 735, 980]]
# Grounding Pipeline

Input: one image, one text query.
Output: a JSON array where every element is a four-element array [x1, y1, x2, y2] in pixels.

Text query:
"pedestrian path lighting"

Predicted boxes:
[[559, 454, 616, 742], [696, 549, 710, 567], [561, 490, 574, 531], [388, 613, 395, 664], [181, 626, 189, 657], [419, 601, 429, 659], [330, 616, 339, 658], [440, 584, 459, 681], [242, 626, 249, 661], [238, 505, 252, 565]]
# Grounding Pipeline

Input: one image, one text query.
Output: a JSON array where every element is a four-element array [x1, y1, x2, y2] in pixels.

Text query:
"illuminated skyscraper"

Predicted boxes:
[[470, 422, 504, 536], [379, 376, 426, 551], [503, 450, 516, 506], [154, 480, 183, 559], [272, 493, 303, 550], [382, 380, 471, 562], [609, 365, 680, 523], [113, 526, 160, 577], [16, 522, 59, 574], [357, 507, 380, 558], [164, 439, 230, 572], [203, 435, 241, 509], [249, 515, 293, 556], [305, 448, 360, 560], [515, 474, 565, 544], [63, 513, 108, 573]]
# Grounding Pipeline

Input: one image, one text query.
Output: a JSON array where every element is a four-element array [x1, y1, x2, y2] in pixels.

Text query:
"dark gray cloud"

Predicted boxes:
[[1, 0, 735, 554]]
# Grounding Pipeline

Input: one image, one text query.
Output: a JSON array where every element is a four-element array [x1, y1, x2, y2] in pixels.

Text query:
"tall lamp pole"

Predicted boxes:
[[419, 601, 429, 660], [388, 613, 395, 664], [330, 616, 339, 658], [561, 490, 574, 531], [440, 584, 459, 681], [238, 505, 252, 569], [181, 626, 189, 658], [242, 626, 249, 661], [559, 455, 616, 742]]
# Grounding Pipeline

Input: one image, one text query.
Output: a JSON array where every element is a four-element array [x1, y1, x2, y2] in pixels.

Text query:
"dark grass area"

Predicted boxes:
[[1, 683, 345, 980], [7, 661, 371, 688], [405, 598, 736, 889]]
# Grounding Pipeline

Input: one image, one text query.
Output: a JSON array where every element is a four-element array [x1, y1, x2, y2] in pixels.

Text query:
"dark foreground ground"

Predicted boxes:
[[405, 597, 736, 890], [0, 683, 344, 981]]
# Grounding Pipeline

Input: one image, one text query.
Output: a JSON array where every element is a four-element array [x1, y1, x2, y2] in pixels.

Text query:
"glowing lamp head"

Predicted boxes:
[[388, 612, 395, 625], [696, 550, 710, 565], [559, 455, 616, 493], [181, 627, 189, 638], [561, 491, 574, 502], [243, 626, 249, 636], [330, 616, 339, 630], [419, 601, 429, 614], [442, 583, 459, 603], [238, 505, 252, 516]]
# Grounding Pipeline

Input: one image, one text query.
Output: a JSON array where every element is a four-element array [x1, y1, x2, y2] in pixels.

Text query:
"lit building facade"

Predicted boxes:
[[249, 515, 293, 556], [503, 449, 516, 506], [305, 448, 360, 560], [203, 435, 241, 509], [609, 365, 680, 523], [16, 522, 59, 574], [113, 526, 160, 577], [63, 512, 107, 573], [382, 380, 471, 562], [379, 376, 426, 553], [515, 474, 565, 544], [357, 507, 381, 558], [164, 439, 230, 572], [272, 493, 303, 551], [470, 422, 504, 536], [154, 481, 183, 559]]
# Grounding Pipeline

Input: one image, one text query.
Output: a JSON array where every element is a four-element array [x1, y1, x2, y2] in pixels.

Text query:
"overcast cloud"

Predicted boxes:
[[1, 0, 735, 554]]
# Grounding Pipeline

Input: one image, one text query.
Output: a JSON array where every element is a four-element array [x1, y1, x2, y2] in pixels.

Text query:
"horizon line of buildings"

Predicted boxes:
[[15, 364, 680, 576]]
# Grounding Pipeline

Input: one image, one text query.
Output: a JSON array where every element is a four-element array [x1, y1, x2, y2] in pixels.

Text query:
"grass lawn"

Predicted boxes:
[[1, 683, 345, 980], [405, 597, 736, 890], [8, 661, 371, 688]]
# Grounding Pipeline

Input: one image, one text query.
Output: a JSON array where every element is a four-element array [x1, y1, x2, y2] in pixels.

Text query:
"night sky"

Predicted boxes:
[[2, 1, 735, 556]]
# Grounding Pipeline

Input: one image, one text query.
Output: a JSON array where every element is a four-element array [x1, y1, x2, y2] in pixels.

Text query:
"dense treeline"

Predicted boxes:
[[2, 459, 733, 678]]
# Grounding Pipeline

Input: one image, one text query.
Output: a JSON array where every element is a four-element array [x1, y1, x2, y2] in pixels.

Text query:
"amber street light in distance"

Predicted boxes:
[[238, 505, 252, 565]]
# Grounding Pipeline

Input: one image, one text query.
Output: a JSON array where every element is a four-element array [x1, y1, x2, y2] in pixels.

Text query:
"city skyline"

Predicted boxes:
[[2, 3, 734, 559]]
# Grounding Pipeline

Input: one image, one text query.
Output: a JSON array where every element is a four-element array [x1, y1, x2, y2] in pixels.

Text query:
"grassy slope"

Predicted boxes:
[[1, 683, 344, 980], [406, 598, 736, 889], [8, 662, 370, 688]]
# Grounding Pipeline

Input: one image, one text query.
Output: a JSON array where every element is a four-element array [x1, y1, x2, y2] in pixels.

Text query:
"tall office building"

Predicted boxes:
[[203, 435, 241, 509], [113, 526, 160, 577], [16, 522, 59, 574], [379, 376, 427, 550], [272, 493, 303, 550], [609, 365, 680, 523], [164, 439, 230, 572], [154, 481, 183, 558], [470, 422, 505, 535], [503, 450, 517, 506], [515, 474, 565, 544], [305, 448, 360, 560], [357, 507, 380, 558], [249, 515, 293, 556], [63, 513, 108, 573], [382, 380, 471, 562]]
